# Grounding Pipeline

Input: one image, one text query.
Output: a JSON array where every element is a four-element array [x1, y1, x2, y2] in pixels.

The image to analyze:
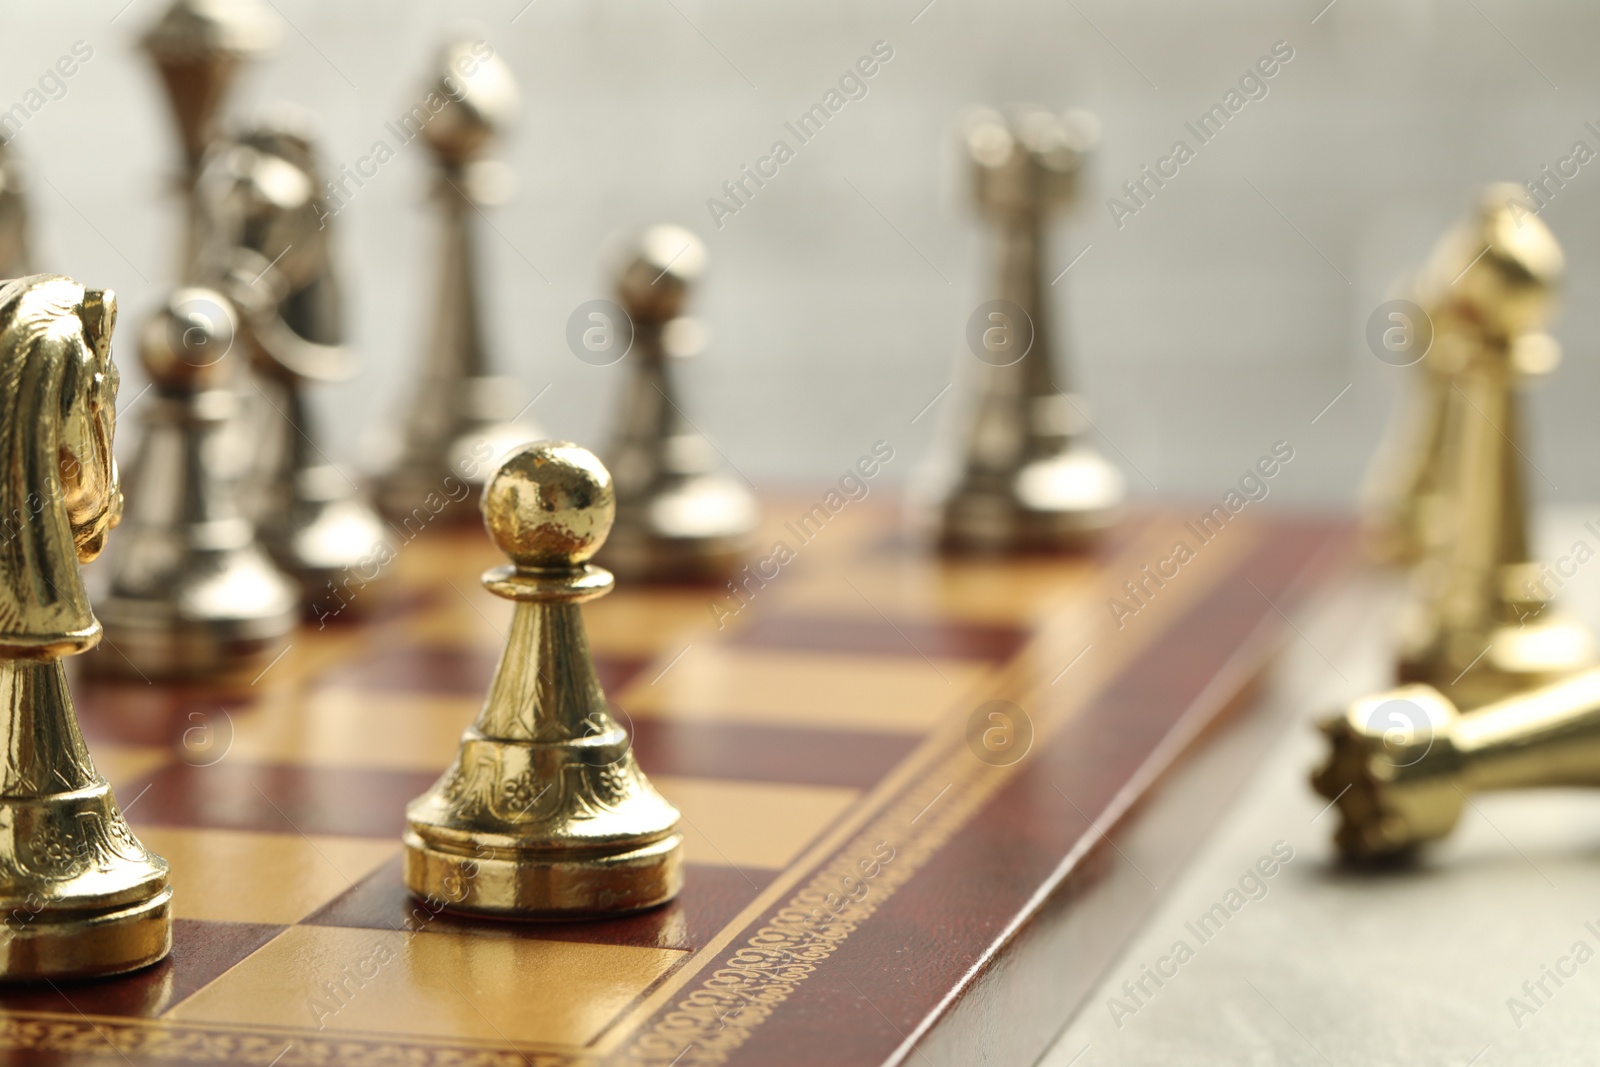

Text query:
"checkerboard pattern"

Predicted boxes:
[[11, 508, 1046, 1055]]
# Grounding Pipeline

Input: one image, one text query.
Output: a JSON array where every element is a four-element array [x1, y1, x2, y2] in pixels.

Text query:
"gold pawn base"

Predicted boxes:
[[402, 831, 682, 920], [1397, 612, 1595, 709]]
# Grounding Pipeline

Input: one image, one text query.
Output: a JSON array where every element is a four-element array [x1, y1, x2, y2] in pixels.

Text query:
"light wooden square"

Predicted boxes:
[[655, 776, 859, 870], [167, 925, 684, 1047], [225, 688, 476, 772], [620, 647, 985, 733], [134, 828, 398, 925]]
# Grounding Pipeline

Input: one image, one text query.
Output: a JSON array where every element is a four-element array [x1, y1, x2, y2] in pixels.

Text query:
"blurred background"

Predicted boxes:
[[2, 0, 1597, 508]]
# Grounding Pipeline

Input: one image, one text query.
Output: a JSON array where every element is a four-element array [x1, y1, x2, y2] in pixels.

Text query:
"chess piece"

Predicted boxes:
[[142, 0, 276, 281], [375, 40, 538, 523], [596, 225, 758, 581], [1361, 192, 1566, 567], [0, 275, 172, 979], [98, 289, 299, 677], [199, 114, 391, 617], [927, 106, 1124, 553], [1359, 296, 1449, 568], [1394, 188, 1591, 709], [404, 441, 683, 917], [1312, 672, 1600, 862], [0, 139, 30, 280]]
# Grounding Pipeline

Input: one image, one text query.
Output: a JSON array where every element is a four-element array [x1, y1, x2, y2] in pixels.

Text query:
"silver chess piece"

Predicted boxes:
[[97, 290, 299, 678], [0, 139, 31, 279], [198, 113, 391, 618], [375, 39, 538, 523], [926, 106, 1125, 553], [597, 225, 758, 581], [142, 0, 277, 281]]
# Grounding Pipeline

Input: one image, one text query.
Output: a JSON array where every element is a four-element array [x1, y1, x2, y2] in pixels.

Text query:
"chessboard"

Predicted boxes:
[[0, 498, 1349, 1067]]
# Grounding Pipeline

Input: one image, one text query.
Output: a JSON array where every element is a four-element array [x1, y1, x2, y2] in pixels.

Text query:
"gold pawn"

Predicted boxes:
[[1392, 186, 1592, 709], [404, 441, 682, 917]]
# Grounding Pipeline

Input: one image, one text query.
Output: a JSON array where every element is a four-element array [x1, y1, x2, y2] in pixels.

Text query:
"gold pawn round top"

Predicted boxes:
[[1421, 183, 1564, 340], [140, 287, 238, 392], [482, 441, 616, 572], [1473, 183, 1563, 287]]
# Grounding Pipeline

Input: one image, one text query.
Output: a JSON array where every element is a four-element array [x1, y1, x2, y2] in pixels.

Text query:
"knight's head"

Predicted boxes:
[[197, 107, 326, 295], [0, 274, 120, 657]]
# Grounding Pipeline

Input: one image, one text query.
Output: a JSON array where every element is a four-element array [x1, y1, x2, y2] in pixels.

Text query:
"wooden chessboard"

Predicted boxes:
[[0, 497, 1349, 1067]]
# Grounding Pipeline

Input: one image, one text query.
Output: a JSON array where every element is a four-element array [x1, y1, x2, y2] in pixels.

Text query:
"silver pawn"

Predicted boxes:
[[597, 225, 758, 581], [374, 39, 538, 523], [98, 290, 299, 678], [199, 116, 391, 620], [926, 107, 1124, 552]]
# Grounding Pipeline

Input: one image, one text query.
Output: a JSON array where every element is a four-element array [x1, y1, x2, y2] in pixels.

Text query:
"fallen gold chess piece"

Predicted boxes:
[[1311, 670, 1600, 862]]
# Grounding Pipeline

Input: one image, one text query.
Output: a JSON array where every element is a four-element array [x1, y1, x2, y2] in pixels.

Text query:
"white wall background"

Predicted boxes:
[[3, 0, 1599, 510]]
